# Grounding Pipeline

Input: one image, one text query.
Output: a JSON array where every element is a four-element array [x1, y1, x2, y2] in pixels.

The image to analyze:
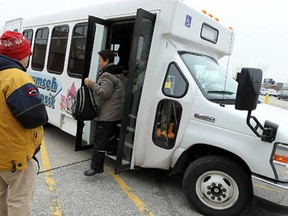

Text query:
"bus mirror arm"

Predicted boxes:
[[246, 111, 278, 143], [246, 111, 263, 138]]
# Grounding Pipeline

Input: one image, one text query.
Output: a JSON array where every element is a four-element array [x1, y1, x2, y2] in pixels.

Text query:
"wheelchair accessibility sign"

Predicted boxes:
[[185, 15, 192, 28]]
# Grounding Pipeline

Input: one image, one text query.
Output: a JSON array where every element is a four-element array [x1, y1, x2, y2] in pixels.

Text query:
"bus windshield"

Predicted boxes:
[[180, 52, 238, 104]]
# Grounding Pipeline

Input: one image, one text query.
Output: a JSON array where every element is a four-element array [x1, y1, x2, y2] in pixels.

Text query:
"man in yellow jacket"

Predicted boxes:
[[0, 31, 48, 216]]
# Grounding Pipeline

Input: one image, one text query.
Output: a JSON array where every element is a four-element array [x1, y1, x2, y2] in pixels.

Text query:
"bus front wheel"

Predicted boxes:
[[183, 155, 252, 216]]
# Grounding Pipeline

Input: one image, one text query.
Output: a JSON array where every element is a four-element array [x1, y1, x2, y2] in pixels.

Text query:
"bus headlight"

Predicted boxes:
[[272, 143, 288, 181]]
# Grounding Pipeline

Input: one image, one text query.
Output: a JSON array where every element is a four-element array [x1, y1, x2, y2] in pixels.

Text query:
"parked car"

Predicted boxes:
[[277, 90, 288, 100], [267, 89, 278, 97], [260, 88, 278, 97], [260, 88, 269, 95]]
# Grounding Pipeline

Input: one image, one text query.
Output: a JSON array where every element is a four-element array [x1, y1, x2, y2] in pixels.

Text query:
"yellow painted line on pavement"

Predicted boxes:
[[107, 166, 155, 216], [40, 138, 152, 215], [40, 139, 63, 216]]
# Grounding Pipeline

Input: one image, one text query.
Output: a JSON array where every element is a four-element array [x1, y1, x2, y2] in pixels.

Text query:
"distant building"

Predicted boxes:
[[261, 78, 288, 91], [282, 83, 288, 89], [277, 83, 284, 89], [263, 78, 275, 85], [262, 78, 282, 90]]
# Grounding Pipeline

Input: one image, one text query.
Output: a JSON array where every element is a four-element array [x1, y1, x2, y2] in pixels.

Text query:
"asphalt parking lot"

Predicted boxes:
[[259, 95, 288, 109], [32, 125, 201, 216]]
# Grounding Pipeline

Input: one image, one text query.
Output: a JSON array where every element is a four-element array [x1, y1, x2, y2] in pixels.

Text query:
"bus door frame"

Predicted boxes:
[[115, 9, 156, 173]]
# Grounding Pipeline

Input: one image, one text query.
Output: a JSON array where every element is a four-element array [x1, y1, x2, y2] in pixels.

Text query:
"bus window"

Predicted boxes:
[[152, 99, 182, 149], [23, 29, 33, 46], [110, 43, 120, 64], [130, 18, 155, 116], [163, 62, 188, 98], [23, 29, 33, 68], [31, 27, 49, 71], [47, 25, 69, 74], [68, 23, 88, 78], [109, 21, 134, 75], [201, 23, 219, 44]]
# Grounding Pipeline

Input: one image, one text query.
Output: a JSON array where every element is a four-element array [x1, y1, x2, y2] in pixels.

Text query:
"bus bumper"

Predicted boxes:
[[252, 174, 288, 206]]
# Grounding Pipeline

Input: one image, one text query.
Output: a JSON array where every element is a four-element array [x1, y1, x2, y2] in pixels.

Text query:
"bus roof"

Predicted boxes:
[[20, 0, 234, 60]]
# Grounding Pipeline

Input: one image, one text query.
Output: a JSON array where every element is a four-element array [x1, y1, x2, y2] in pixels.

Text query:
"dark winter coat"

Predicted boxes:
[[89, 64, 126, 121]]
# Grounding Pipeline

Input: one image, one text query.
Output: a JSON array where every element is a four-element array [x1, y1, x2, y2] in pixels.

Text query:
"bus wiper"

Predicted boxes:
[[207, 90, 235, 95]]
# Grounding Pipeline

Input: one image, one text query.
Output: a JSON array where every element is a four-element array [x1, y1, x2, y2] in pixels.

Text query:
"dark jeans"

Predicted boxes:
[[90, 121, 119, 171]]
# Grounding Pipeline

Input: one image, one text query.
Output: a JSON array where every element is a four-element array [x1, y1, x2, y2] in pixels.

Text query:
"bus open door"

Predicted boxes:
[[115, 9, 156, 173], [75, 16, 111, 151]]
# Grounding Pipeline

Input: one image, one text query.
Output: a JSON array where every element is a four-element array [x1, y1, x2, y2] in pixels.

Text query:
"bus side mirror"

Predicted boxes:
[[235, 68, 262, 111], [235, 68, 278, 142]]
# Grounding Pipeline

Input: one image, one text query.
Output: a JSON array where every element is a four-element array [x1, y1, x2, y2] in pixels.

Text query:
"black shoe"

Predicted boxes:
[[84, 169, 103, 176]]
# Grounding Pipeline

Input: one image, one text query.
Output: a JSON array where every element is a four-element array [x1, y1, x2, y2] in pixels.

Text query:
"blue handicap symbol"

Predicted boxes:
[[185, 15, 192, 28]]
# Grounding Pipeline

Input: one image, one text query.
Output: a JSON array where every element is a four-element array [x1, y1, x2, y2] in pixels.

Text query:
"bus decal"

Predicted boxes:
[[60, 82, 77, 115], [27, 71, 63, 109]]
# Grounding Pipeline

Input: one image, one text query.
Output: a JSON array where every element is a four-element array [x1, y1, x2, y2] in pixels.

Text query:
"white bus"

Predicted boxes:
[[5, 0, 288, 215]]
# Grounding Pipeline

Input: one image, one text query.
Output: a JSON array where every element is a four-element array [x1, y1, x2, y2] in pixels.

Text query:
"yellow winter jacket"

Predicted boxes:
[[0, 55, 48, 171]]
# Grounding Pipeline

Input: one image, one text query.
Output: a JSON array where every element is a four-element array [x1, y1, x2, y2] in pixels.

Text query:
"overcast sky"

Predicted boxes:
[[1, 0, 287, 83]]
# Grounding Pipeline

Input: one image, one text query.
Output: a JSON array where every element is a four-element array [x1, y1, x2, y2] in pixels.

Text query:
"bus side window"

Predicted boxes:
[[68, 23, 88, 78], [47, 25, 69, 74], [23, 29, 33, 46], [163, 62, 188, 98], [23, 29, 33, 68], [152, 99, 182, 149], [31, 27, 49, 71]]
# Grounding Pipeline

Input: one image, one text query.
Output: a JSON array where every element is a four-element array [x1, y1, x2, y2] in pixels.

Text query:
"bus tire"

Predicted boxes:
[[183, 155, 252, 216]]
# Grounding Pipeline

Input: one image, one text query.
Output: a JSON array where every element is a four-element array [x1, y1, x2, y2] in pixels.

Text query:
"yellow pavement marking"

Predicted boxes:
[[40, 138, 153, 215], [40, 139, 63, 216], [107, 166, 155, 216]]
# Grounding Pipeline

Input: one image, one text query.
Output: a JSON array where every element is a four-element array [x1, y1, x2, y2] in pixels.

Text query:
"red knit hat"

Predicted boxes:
[[0, 31, 32, 61]]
